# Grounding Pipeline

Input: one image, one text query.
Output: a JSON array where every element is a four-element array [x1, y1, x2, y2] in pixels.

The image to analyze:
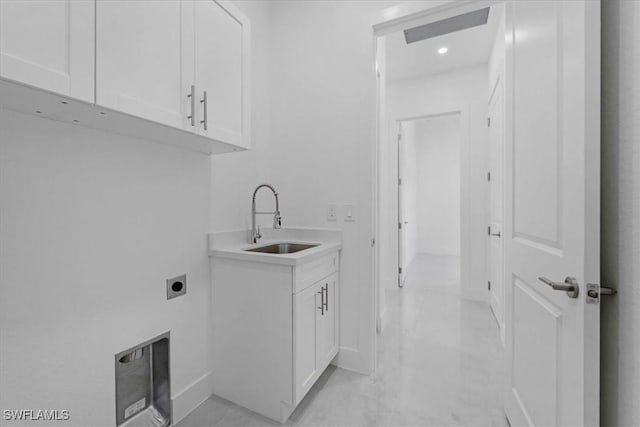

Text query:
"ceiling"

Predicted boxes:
[[384, 6, 499, 83]]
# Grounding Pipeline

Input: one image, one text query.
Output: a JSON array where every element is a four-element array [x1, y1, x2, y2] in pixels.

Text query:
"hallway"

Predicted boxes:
[[178, 254, 506, 426]]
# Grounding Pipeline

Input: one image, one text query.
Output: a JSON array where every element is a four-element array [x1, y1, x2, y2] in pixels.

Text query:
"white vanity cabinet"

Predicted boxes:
[[211, 248, 340, 423], [0, 0, 95, 102], [294, 272, 338, 405]]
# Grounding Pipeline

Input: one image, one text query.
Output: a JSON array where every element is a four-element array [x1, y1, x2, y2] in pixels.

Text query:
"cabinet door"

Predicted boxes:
[[0, 0, 94, 102], [294, 282, 321, 404], [96, 0, 193, 129], [317, 273, 338, 368], [194, 0, 250, 148]]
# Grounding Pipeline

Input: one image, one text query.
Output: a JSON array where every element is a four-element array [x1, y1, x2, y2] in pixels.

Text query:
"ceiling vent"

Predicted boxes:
[[404, 7, 490, 44]]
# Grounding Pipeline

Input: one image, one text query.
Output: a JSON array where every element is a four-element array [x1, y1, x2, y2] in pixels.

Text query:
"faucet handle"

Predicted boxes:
[[274, 212, 282, 229], [256, 224, 262, 240]]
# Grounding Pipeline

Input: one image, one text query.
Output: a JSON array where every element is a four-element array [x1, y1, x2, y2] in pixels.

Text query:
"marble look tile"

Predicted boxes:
[[177, 254, 507, 427]]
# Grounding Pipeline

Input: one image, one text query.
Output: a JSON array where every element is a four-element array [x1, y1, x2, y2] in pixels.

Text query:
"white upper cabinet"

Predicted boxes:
[[0, 0, 250, 154], [96, 0, 194, 130], [0, 0, 94, 102], [194, 0, 251, 149]]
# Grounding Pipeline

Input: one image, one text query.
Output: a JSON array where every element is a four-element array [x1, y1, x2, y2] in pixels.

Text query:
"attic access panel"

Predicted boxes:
[[404, 8, 490, 44]]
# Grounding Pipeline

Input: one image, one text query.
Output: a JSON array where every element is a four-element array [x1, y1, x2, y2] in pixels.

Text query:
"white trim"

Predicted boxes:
[[335, 346, 367, 374], [171, 371, 213, 424]]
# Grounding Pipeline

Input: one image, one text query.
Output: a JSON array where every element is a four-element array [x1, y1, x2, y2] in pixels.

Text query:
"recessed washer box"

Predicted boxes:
[[115, 332, 171, 427]]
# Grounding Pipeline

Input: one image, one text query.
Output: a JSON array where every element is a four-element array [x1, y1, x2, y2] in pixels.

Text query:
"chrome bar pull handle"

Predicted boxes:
[[538, 276, 579, 298], [317, 290, 324, 315], [322, 284, 328, 312], [200, 90, 208, 131], [187, 85, 195, 126]]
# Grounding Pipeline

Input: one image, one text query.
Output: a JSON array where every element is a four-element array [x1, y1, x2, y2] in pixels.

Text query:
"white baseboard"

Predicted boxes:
[[335, 346, 372, 375], [171, 371, 213, 424]]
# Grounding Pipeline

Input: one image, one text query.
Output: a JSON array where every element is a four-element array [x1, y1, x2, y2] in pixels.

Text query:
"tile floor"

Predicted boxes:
[[177, 254, 507, 427]]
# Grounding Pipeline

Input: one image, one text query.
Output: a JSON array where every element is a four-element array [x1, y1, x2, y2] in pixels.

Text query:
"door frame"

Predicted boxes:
[[370, 0, 503, 374], [487, 68, 506, 343], [394, 111, 466, 290]]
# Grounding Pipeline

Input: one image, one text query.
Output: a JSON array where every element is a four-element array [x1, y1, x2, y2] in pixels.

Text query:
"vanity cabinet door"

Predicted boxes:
[[293, 281, 321, 405], [0, 0, 94, 102], [193, 0, 250, 148], [316, 273, 338, 368], [96, 0, 194, 129]]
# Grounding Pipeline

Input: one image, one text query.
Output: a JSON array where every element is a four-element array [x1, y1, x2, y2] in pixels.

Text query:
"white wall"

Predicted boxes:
[[601, 1, 640, 425], [0, 111, 211, 426], [267, 0, 400, 374], [414, 115, 461, 256], [0, 2, 272, 425], [385, 65, 488, 301]]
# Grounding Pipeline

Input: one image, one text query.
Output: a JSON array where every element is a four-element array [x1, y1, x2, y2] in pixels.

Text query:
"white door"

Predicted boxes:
[[317, 273, 338, 368], [504, 1, 600, 426], [0, 0, 94, 102], [96, 0, 193, 129], [488, 75, 505, 336], [293, 282, 319, 404], [194, 0, 251, 148], [397, 125, 407, 287]]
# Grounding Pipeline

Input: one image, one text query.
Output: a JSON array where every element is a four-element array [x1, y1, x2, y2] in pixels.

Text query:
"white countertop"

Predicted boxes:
[[210, 240, 341, 266], [208, 228, 343, 266]]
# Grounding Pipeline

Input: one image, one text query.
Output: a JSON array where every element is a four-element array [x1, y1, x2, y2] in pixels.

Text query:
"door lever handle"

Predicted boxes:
[[538, 276, 579, 298], [487, 226, 501, 237]]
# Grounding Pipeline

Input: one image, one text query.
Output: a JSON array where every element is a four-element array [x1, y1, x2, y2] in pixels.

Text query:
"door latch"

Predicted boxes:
[[586, 283, 617, 304]]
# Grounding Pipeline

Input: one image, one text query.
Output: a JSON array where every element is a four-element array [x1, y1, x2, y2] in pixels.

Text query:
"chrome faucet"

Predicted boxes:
[[251, 184, 282, 243]]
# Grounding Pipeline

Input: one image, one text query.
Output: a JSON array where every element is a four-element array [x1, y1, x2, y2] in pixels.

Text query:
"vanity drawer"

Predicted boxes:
[[293, 251, 339, 293]]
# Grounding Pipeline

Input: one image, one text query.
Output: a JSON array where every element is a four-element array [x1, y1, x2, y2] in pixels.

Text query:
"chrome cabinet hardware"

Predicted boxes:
[[586, 283, 617, 304], [187, 85, 195, 126], [322, 284, 328, 312], [200, 90, 208, 130], [317, 290, 324, 315], [538, 276, 579, 298]]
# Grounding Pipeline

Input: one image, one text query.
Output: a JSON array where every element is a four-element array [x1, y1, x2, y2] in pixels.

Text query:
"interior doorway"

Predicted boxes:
[[397, 113, 462, 290], [372, 1, 508, 422], [372, 1, 602, 425]]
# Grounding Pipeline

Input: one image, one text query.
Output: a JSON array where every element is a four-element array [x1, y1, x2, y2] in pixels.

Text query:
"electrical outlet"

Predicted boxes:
[[344, 203, 356, 222], [167, 274, 187, 300], [327, 203, 337, 221]]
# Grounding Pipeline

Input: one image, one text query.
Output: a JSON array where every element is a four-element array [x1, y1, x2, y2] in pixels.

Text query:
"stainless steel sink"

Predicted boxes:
[[244, 243, 319, 254]]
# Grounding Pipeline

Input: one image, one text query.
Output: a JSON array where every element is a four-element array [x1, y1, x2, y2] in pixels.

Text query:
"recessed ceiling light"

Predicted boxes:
[[438, 47, 448, 55]]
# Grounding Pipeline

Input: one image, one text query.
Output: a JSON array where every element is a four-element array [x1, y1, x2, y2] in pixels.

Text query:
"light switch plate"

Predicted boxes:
[[344, 204, 356, 222], [327, 203, 337, 221]]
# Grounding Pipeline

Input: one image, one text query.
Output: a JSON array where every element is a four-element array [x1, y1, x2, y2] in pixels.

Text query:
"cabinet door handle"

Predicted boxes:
[[200, 90, 208, 131], [187, 85, 195, 126], [323, 284, 328, 312], [317, 290, 324, 315]]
